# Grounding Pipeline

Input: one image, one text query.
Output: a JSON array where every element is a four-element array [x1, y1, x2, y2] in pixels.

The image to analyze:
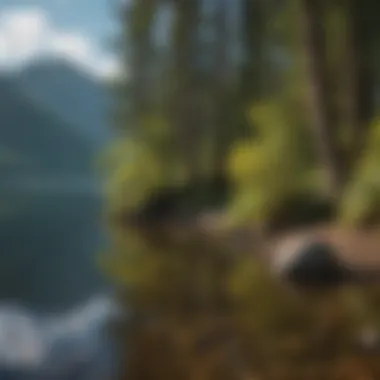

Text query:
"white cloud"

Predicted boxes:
[[0, 7, 121, 79]]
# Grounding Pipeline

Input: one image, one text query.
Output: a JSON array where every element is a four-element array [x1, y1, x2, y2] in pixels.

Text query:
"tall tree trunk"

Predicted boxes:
[[241, 0, 267, 101], [299, 0, 345, 199], [237, 0, 268, 142], [211, 0, 231, 178], [129, 0, 157, 129], [171, 0, 201, 182], [344, 0, 374, 166]]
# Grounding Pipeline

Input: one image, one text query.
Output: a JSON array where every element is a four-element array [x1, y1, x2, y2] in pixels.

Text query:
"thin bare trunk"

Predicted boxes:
[[344, 0, 374, 166], [211, 0, 231, 177], [129, 0, 157, 128], [299, 0, 344, 199], [172, 0, 201, 182]]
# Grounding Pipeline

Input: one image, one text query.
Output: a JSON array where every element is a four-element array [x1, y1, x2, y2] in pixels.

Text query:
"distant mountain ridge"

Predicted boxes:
[[12, 58, 112, 148], [0, 58, 112, 179], [0, 76, 95, 178]]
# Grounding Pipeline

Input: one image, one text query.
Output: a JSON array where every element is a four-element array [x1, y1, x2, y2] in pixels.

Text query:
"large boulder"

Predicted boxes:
[[271, 238, 351, 289]]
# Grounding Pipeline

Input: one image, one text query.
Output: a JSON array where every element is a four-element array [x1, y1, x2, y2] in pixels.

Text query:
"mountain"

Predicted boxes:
[[0, 77, 96, 178], [13, 58, 112, 147]]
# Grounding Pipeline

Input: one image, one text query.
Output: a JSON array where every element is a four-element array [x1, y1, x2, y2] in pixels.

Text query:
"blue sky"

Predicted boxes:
[[0, 0, 121, 77]]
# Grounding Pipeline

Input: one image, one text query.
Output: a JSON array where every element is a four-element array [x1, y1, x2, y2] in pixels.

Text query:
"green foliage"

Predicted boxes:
[[227, 102, 316, 225], [103, 139, 165, 214], [339, 118, 380, 225]]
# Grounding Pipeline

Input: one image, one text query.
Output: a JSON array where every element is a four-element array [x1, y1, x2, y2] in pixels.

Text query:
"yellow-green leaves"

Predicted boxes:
[[104, 139, 164, 213], [227, 102, 313, 225], [338, 118, 380, 225]]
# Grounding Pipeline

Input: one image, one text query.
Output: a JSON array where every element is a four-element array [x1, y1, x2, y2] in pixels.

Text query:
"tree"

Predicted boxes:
[[105, 0, 380, 378], [299, 0, 344, 199]]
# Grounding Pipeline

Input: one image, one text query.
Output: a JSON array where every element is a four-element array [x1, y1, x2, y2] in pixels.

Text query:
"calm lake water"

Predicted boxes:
[[0, 179, 120, 379], [0, 180, 107, 310]]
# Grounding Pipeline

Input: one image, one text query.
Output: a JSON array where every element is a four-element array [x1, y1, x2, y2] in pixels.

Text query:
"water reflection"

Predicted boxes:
[[0, 185, 107, 311], [0, 295, 119, 380], [0, 181, 117, 379]]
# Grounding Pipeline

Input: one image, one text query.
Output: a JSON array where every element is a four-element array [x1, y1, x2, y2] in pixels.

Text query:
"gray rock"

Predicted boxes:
[[272, 239, 350, 289]]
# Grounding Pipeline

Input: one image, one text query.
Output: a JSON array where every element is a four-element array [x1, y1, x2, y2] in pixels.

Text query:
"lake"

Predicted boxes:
[[0, 180, 120, 379]]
